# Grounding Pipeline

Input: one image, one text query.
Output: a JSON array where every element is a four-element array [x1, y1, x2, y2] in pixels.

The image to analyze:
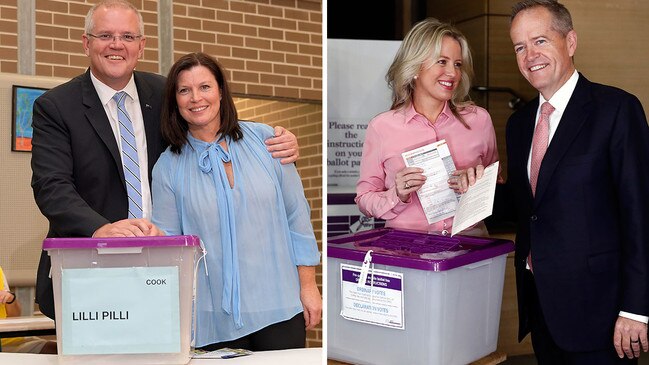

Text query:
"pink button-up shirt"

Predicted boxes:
[[355, 102, 499, 234]]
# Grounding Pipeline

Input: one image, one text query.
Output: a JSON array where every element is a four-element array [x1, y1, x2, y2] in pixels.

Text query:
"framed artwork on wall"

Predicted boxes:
[[12, 85, 48, 152]]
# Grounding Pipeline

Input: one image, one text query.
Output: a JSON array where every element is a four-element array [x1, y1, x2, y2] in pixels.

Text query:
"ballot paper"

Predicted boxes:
[[192, 348, 253, 359], [402, 140, 460, 224], [402, 141, 499, 235], [450, 161, 499, 236]]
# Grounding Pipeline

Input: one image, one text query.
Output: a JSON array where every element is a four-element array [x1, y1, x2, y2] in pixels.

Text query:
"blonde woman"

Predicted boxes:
[[356, 18, 499, 236]]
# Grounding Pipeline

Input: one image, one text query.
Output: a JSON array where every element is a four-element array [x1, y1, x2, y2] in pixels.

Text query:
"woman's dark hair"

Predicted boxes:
[[162, 52, 242, 153]]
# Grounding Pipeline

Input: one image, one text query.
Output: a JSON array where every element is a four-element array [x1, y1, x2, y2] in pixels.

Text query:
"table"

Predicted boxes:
[[0, 316, 56, 338], [0, 347, 322, 364]]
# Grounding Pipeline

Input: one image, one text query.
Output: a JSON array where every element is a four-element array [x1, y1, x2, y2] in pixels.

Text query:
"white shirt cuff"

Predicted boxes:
[[619, 311, 649, 324]]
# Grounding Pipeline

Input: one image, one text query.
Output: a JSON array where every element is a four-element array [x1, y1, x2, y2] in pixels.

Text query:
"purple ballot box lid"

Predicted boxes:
[[328, 228, 514, 271], [43, 235, 201, 250]]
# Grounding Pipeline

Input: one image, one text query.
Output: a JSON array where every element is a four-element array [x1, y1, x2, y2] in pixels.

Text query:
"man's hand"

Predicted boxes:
[[449, 165, 485, 193], [614, 316, 648, 359], [92, 219, 165, 238], [265, 126, 299, 164]]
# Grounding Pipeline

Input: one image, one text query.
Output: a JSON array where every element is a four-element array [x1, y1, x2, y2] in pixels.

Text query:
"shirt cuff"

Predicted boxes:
[[619, 311, 649, 324], [389, 186, 410, 214]]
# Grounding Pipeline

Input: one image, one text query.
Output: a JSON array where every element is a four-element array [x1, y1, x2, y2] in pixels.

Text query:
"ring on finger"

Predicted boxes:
[[404, 181, 410, 189], [631, 339, 640, 343]]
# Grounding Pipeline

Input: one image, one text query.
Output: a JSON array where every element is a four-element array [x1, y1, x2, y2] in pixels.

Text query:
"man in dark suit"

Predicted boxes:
[[505, 1, 649, 363], [31, 0, 299, 320]]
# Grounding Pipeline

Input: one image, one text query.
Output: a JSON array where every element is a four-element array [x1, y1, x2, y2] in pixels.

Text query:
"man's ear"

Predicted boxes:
[[138, 37, 146, 59], [82, 35, 90, 56], [566, 29, 577, 57]]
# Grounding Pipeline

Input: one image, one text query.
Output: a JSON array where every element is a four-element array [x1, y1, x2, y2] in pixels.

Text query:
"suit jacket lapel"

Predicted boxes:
[[534, 74, 592, 204], [513, 99, 539, 199], [82, 69, 124, 183]]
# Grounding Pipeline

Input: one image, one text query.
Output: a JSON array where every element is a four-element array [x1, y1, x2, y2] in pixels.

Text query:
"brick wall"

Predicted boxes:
[[173, 0, 322, 101], [0, 0, 17, 72], [0, 0, 322, 348], [3, 0, 322, 101]]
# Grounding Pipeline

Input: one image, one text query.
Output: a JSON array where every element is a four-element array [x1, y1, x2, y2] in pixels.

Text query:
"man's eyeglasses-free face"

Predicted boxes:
[[86, 33, 143, 43]]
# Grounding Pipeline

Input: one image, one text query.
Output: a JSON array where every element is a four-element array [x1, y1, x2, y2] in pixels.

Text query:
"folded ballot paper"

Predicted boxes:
[[450, 161, 499, 236]]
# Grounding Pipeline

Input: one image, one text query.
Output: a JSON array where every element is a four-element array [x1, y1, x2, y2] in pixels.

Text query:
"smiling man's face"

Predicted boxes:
[[510, 6, 577, 99], [82, 5, 145, 90]]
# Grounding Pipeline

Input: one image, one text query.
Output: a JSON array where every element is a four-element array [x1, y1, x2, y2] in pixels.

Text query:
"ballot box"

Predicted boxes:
[[44, 235, 200, 365], [327, 228, 514, 365], [327, 192, 385, 238]]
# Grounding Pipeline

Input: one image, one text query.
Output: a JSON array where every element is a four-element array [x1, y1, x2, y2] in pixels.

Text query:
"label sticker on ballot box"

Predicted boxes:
[[61, 266, 181, 355], [339, 263, 404, 329]]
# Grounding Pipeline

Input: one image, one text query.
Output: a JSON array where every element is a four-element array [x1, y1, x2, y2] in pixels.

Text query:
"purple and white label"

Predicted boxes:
[[339, 263, 404, 329]]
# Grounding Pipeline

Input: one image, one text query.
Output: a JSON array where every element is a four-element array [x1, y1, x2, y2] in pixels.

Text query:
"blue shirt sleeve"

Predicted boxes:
[[277, 158, 321, 266], [244, 122, 321, 266]]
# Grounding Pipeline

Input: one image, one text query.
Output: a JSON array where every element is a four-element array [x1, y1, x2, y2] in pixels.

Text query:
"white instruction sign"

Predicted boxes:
[[339, 263, 404, 329]]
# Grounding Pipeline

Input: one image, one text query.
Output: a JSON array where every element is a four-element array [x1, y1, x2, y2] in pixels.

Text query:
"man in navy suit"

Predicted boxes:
[[505, 1, 649, 363], [31, 0, 299, 320]]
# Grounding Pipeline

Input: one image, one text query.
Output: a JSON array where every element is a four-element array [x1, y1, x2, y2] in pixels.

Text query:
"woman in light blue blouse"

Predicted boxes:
[[152, 52, 321, 351]]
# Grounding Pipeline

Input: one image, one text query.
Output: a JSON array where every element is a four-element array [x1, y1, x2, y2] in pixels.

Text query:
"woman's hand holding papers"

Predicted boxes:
[[395, 167, 426, 202]]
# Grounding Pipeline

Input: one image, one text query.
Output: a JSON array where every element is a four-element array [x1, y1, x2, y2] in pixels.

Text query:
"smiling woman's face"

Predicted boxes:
[[413, 36, 463, 105], [176, 65, 223, 142]]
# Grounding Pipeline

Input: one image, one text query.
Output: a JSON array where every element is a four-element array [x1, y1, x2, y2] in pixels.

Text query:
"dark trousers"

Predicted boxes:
[[525, 271, 637, 365], [197, 312, 306, 352]]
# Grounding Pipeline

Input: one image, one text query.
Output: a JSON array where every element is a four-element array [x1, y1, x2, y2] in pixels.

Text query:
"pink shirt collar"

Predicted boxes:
[[403, 101, 453, 127]]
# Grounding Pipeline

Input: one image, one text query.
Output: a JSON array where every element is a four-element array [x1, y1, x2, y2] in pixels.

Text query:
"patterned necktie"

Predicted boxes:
[[530, 102, 555, 196], [113, 91, 143, 219], [528, 101, 554, 273]]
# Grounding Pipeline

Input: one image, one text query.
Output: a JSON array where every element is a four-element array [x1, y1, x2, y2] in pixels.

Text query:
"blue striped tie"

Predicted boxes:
[[113, 91, 143, 219]]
